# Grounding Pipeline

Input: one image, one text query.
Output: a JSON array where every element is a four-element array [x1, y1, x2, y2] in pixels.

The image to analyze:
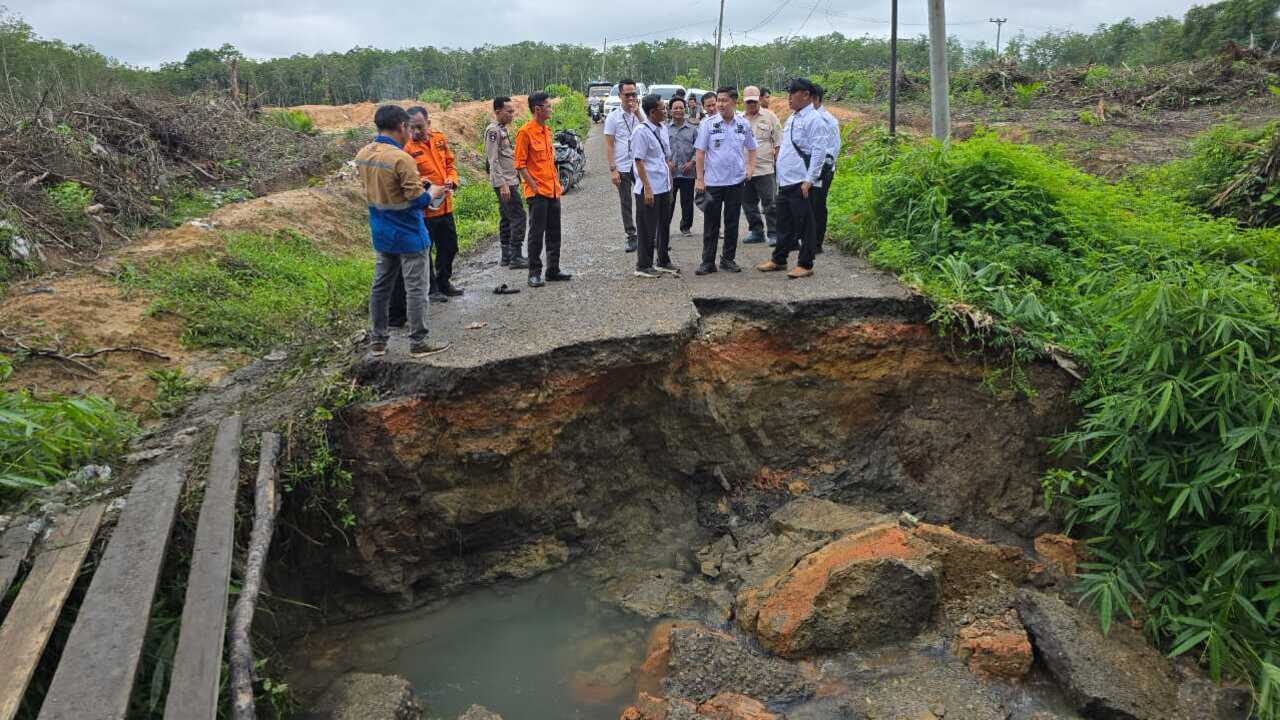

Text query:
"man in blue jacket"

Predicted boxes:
[[354, 105, 450, 357]]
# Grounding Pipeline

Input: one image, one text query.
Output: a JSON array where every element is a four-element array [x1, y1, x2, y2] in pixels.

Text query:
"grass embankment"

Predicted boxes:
[[828, 127, 1280, 716]]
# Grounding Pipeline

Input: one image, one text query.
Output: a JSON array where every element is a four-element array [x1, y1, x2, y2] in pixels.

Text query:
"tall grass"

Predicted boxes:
[[829, 127, 1280, 717]]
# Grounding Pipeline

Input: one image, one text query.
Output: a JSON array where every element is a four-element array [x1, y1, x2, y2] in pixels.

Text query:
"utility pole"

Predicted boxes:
[[601, 38, 607, 79], [888, 0, 899, 135], [928, 0, 950, 142], [989, 18, 1007, 57], [713, 0, 726, 89]]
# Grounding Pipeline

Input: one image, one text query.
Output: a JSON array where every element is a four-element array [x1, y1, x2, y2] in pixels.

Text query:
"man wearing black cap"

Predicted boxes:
[[756, 78, 826, 279]]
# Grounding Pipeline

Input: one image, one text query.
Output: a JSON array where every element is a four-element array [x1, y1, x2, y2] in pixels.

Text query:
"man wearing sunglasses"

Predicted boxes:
[[604, 79, 644, 253]]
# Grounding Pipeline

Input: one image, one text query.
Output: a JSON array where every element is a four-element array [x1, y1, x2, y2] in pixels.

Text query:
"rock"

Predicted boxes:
[[457, 705, 503, 720], [620, 692, 700, 720], [1017, 589, 1177, 719], [636, 621, 703, 697], [123, 448, 168, 465], [571, 659, 633, 706], [602, 568, 715, 619], [696, 693, 778, 719], [696, 535, 735, 578], [1034, 534, 1084, 578], [72, 464, 112, 485], [736, 524, 938, 657], [265, 349, 289, 362], [955, 610, 1033, 680], [769, 498, 890, 538], [664, 624, 815, 705], [302, 672, 422, 720], [912, 523, 1032, 601], [478, 535, 569, 581], [40, 502, 67, 517]]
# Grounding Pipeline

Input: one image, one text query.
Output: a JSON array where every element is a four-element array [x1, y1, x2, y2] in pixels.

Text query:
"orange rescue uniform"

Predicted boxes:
[[514, 121, 561, 200], [404, 130, 459, 218]]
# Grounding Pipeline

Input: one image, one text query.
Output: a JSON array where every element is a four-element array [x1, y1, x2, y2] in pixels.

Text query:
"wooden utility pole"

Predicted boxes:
[[713, 0, 726, 89], [601, 38, 607, 79], [889, 0, 899, 135], [989, 18, 1008, 57], [928, 0, 950, 142]]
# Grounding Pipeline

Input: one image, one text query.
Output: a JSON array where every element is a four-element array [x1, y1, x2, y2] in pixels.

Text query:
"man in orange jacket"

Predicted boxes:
[[407, 105, 462, 302], [515, 92, 572, 288]]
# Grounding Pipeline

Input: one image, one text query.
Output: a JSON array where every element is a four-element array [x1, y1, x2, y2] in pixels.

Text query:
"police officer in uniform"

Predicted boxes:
[[485, 96, 528, 269]]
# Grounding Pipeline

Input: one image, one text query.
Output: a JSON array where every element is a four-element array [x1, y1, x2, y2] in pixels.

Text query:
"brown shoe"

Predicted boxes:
[[756, 260, 785, 272], [787, 266, 814, 279]]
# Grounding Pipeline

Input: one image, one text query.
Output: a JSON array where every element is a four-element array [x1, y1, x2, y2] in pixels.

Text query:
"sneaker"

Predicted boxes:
[[656, 263, 681, 275], [428, 291, 449, 303], [719, 259, 742, 273], [625, 240, 638, 253], [694, 262, 717, 276], [409, 340, 450, 357], [680, 228, 693, 237], [369, 341, 387, 356], [634, 267, 660, 279], [509, 256, 530, 269], [766, 235, 778, 247], [787, 266, 814, 279], [545, 271, 573, 282], [756, 260, 785, 272], [442, 284, 464, 297], [742, 231, 764, 244], [500, 255, 511, 267], [528, 275, 545, 287]]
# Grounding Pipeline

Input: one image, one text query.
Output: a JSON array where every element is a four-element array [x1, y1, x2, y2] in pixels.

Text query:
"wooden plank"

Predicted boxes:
[[0, 505, 105, 720], [164, 414, 242, 720], [37, 459, 186, 720], [0, 517, 37, 603]]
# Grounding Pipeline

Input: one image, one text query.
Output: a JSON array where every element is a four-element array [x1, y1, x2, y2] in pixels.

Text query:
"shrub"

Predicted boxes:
[[452, 169, 499, 251], [1083, 64, 1112, 88], [544, 83, 574, 98], [417, 88, 453, 110], [1012, 81, 1044, 109], [1149, 122, 1280, 227], [812, 70, 876, 102], [265, 109, 315, 135], [1077, 109, 1103, 125], [0, 355, 136, 497], [827, 129, 1280, 716], [46, 180, 93, 220], [548, 92, 590, 137]]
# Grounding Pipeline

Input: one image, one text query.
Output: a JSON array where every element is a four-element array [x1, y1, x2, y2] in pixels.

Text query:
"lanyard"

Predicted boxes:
[[643, 122, 668, 158]]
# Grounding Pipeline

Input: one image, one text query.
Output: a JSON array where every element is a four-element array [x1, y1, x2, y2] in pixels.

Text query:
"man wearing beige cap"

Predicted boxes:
[[740, 85, 782, 245]]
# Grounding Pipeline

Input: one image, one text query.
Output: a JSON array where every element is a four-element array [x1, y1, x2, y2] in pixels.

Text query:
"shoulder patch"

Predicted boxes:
[[487, 130, 498, 141]]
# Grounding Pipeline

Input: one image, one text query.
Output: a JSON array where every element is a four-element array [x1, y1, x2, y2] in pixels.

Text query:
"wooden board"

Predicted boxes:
[[164, 414, 242, 720], [37, 459, 186, 720], [0, 505, 105, 720], [0, 518, 37, 604]]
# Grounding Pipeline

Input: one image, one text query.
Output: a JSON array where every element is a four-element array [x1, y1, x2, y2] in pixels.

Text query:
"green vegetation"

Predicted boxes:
[[46, 181, 93, 222], [544, 83, 574, 98], [1012, 81, 1044, 109], [122, 230, 372, 353], [417, 88, 453, 110], [548, 92, 589, 136], [264, 108, 315, 135], [1150, 121, 1280, 227], [0, 355, 136, 495], [146, 368, 206, 418], [828, 128, 1280, 717], [1077, 109, 1104, 126], [283, 370, 374, 535], [812, 70, 877, 102], [453, 171, 500, 251], [166, 187, 255, 225]]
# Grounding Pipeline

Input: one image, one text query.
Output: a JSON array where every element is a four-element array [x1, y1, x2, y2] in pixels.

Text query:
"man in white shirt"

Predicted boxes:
[[812, 83, 842, 255], [693, 86, 758, 276], [631, 94, 679, 278], [604, 79, 643, 253], [756, 78, 826, 279], [741, 85, 782, 246]]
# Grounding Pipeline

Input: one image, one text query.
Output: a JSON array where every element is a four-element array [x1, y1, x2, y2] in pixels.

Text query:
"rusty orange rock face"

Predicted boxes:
[[1034, 533, 1084, 577], [912, 523, 1033, 600], [635, 621, 704, 697], [956, 610, 1034, 680], [696, 693, 778, 720]]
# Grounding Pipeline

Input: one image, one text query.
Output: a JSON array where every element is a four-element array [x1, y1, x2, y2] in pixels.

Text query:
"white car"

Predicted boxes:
[[648, 84, 685, 103], [604, 82, 650, 116]]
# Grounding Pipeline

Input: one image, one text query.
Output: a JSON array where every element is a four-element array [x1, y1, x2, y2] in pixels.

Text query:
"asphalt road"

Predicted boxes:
[[378, 123, 912, 369]]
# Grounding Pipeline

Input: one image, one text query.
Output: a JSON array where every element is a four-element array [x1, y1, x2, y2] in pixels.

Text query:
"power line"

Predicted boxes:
[[609, 17, 720, 43], [743, 0, 799, 34]]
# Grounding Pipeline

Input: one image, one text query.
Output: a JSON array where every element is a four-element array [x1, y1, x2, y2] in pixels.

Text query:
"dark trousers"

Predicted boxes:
[[616, 171, 638, 242], [813, 165, 835, 251], [771, 183, 818, 270], [494, 185, 527, 261], [743, 173, 779, 238], [701, 182, 744, 265], [427, 213, 458, 293], [389, 213, 455, 325], [636, 190, 672, 270], [526, 195, 562, 276], [670, 177, 695, 232]]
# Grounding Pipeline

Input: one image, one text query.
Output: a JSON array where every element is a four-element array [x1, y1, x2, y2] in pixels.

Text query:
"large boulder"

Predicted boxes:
[[736, 524, 938, 657], [1017, 589, 1178, 719], [302, 673, 422, 720], [664, 624, 816, 704]]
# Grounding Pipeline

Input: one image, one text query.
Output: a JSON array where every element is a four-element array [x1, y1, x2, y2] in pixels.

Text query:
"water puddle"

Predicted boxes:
[[291, 569, 652, 719]]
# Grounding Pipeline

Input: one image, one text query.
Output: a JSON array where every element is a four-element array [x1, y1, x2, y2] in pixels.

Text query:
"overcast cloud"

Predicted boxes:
[[8, 0, 1204, 68]]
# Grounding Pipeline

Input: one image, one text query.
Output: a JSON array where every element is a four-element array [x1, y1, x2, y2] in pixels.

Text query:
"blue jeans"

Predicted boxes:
[[370, 251, 430, 343]]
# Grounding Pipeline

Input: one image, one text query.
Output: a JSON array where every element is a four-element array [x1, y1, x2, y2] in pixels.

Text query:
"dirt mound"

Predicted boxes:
[[289, 97, 528, 150]]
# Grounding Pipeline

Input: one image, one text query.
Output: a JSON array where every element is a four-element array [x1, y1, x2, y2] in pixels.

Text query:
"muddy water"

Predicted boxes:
[[293, 568, 652, 719]]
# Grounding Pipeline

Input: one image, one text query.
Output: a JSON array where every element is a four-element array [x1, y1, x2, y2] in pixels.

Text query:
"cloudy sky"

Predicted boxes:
[[9, 0, 1203, 68]]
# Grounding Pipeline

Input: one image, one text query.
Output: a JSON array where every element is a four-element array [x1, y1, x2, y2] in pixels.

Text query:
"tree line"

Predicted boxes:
[[0, 0, 1275, 107]]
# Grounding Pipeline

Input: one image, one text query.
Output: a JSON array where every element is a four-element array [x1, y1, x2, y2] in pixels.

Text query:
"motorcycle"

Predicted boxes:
[[554, 130, 586, 192]]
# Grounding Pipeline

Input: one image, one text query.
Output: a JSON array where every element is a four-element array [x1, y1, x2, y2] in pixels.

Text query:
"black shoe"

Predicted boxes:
[[428, 291, 449, 303], [442, 284, 464, 297], [509, 256, 529, 269], [719, 259, 742, 273], [694, 262, 717, 276], [766, 235, 778, 247], [625, 240, 637, 253], [528, 275, 545, 287], [656, 263, 681, 275], [409, 340, 450, 357], [680, 228, 693, 237], [743, 231, 765, 244], [545, 271, 572, 282], [500, 256, 511, 267], [634, 267, 660, 279], [369, 341, 387, 356]]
